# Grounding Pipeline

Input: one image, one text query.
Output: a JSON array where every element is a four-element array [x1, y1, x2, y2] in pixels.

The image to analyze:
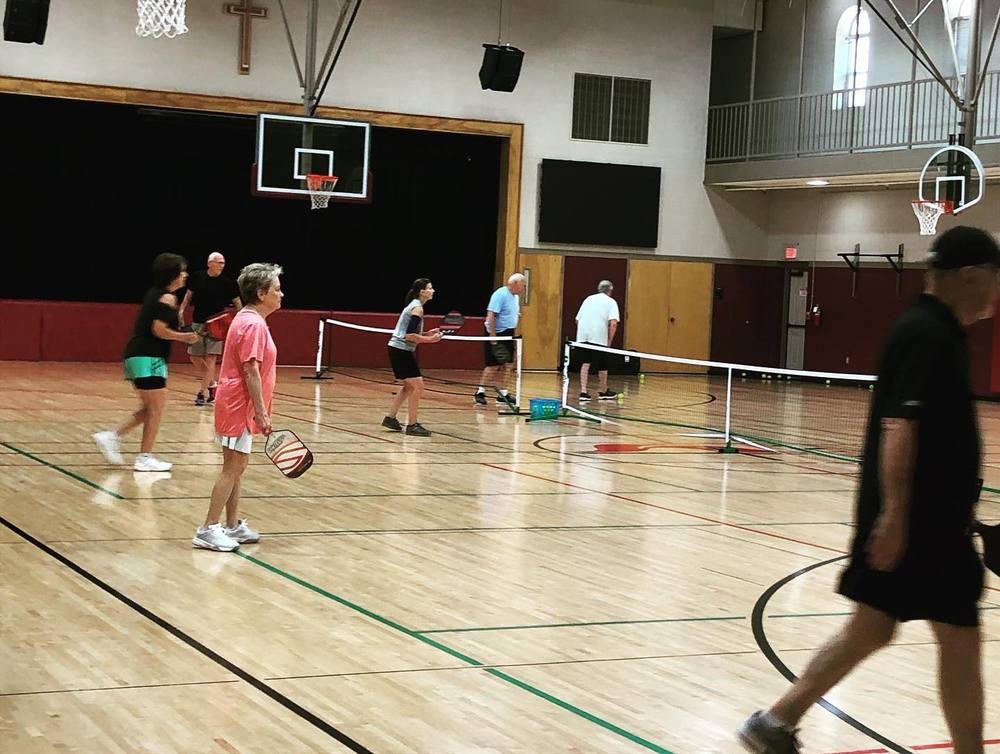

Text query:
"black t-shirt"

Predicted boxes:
[[123, 287, 179, 360], [187, 271, 240, 323], [854, 294, 980, 554]]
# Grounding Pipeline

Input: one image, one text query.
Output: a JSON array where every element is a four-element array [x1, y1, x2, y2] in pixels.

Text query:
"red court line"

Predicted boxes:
[[823, 738, 1000, 754], [482, 463, 845, 555]]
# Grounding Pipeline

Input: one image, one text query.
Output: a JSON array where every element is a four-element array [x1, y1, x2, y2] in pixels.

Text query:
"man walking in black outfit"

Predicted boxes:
[[739, 226, 1000, 754]]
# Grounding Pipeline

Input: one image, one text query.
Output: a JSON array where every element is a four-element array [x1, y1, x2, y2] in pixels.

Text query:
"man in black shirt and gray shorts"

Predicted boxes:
[[739, 226, 1000, 754], [179, 252, 241, 406]]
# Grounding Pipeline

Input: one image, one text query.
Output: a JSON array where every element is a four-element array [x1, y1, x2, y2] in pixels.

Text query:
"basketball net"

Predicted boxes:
[[136, 0, 188, 38], [306, 175, 339, 210], [911, 200, 952, 236]]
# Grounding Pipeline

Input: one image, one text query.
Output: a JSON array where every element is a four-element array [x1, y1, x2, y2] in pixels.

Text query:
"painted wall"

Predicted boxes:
[[0, 0, 766, 262], [0, 301, 487, 368], [710, 264, 785, 367], [765, 185, 1000, 264], [722, 0, 1000, 101], [764, 186, 1000, 394]]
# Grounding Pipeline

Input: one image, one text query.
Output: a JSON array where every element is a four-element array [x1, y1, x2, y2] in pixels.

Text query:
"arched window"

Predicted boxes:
[[946, 0, 973, 76], [833, 6, 870, 108]]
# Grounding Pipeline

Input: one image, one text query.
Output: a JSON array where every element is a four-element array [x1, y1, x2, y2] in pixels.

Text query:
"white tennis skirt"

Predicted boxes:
[[216, 428, 253, 455]]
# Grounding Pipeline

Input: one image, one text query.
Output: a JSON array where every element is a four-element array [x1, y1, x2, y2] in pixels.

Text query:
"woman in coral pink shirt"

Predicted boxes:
[[193, 263, 283, 552]]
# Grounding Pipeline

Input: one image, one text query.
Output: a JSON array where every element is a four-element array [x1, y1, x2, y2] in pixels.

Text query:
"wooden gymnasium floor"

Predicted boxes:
[[2, 360, 999, 754]]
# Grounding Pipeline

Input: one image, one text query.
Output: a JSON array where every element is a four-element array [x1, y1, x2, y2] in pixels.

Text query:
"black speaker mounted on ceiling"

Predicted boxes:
[[479, 44, 524, 92], [3, 0, 51, 44]]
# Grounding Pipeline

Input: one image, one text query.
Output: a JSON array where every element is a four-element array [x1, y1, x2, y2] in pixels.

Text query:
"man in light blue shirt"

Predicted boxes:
[[475, 273, 525, 405]]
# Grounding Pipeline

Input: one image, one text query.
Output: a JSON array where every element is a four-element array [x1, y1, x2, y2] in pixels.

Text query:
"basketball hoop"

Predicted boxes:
[[911, 200, 953, 236], [306, 174, 339, 210], [136, 0, 188, 38]]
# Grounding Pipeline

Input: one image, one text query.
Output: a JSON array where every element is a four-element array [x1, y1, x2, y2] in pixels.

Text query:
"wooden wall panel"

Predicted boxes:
[[519, 254, 564, 370], [665, 261, 714, 370], [625, 260, 713, 373], [625, 259, 672, 371]]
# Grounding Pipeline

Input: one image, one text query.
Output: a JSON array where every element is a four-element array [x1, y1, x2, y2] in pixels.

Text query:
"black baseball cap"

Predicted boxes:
[[928, 226, 1000, 269]]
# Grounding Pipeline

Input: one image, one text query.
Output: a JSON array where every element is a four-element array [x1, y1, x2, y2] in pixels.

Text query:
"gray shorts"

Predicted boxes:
[[188, 323, 224, 356]]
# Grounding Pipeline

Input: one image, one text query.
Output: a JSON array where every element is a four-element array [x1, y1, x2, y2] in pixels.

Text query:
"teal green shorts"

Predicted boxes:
[[123, 356, 168, 381]]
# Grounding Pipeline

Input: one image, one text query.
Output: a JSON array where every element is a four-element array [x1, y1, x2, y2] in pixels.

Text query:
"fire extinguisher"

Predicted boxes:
[[809, 304, 822, 327]]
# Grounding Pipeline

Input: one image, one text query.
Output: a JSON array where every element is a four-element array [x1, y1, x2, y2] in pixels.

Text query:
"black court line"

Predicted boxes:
[[423, 428, 524, 453], [24, 459, 578, 469], [137, 490, 600, 500], [21, 521, 855, 546], [701, 567, 766, 587], [262, 648, 759, 683], [0, 515, 375, 754], [750, 555, 911, 754], [0, 679, 239, 698], [693, 527, 832, 560], [441, 432, 725, 495]]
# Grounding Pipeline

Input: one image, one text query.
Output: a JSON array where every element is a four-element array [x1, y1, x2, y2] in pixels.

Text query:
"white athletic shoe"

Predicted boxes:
[[134, 453, 172, 472], [224, 519, 260, 544], [92, 431, 124, 465], [192, 524, 240, 552]]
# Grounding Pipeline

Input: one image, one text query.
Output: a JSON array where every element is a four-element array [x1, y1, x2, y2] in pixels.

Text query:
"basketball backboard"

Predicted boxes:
[[255, 113, 370, 200], [918, 143, 985, 213]]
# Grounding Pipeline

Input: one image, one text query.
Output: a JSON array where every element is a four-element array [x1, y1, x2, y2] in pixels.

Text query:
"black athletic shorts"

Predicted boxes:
[[133, 376, 167, 390], [837, 536, 985, 627], [484, 329, 516, 366], [388, 345, 421, 380], [580, 342, 609, 372]]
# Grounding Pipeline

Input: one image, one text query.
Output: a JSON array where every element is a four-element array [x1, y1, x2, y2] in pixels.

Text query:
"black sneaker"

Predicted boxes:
[[381, 416, 403, 432], [737, 711, 801, 754], [474, 392, 487, 406], [405, 422, 431, 437], [495, 393, 512, 406], [194, 392, 206, 406], [579, 392, 592, 402], [598, 390, 618, 400]]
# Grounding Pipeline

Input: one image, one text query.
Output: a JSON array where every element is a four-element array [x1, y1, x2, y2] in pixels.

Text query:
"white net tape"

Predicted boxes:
[[136, 0, 188, 38], [911, 201, 948, 236], [307, 176, 339, 210]]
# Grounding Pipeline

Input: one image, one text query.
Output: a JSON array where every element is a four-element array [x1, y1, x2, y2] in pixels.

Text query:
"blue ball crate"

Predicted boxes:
[[528, 398, 563, 422]]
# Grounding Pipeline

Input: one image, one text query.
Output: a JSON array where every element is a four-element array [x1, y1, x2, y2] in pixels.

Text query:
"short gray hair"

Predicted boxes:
[[598, 280, 613, 293], [238, 263, 283, 304], [508, 273, 526, 285]]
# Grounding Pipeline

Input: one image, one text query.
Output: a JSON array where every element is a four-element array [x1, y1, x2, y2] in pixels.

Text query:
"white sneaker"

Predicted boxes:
[[192, 524, 240, 552], [92, 431, 124, 465], [224, 519, 260, 544], [134, 453, 172, 472]]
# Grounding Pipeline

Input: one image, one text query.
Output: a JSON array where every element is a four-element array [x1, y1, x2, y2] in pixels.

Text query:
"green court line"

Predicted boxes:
[[10, 434, 993, 751], [0, 441, 124, 500], [415, 615, 746, 634], [238, 552, 676, 754]]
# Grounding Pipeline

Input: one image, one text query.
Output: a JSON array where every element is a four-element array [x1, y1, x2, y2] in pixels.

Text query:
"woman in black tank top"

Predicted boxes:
[[92, 254, 200, 472], [382, 278, 443, 437]]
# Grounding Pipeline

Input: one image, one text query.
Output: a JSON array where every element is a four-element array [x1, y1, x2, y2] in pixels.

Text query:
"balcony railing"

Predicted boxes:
[[707, 71, 1000, 163]]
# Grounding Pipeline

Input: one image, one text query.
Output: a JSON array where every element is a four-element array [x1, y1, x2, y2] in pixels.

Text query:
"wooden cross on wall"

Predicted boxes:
[[224, 0, 268, 75]]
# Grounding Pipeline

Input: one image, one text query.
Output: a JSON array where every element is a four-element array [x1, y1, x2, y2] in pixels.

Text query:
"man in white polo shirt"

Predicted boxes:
[[575, 280, 620, 402]]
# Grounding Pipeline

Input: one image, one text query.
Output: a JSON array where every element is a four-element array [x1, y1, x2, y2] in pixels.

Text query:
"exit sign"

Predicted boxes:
[[784, 246, 798, 259]]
